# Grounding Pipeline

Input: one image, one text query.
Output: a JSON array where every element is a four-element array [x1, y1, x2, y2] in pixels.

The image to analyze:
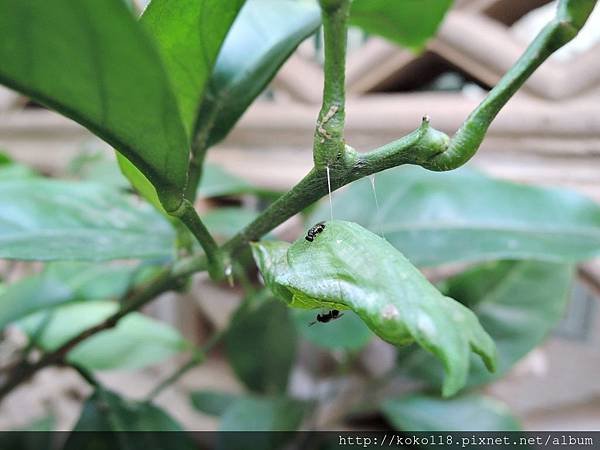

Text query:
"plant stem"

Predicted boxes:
[[221, 118, 447, 256], [145, 330, 224, 401], [313, 0, 350, 167], [0, 266, 182, 402], [72, 364, 101, 388], [185, 155, 204, 203], [186, 85, 222, 201], [421, 0, 596, 171], [170, 199, 225, 280]]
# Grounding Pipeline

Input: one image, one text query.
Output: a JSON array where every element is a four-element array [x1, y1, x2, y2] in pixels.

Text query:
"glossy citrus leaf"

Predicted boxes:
[[0, 0, 189, 210], [190, 390, 240, 417], [197, 0, 320, 147], [252, 220, 496, 396], [18, 301, 190, 370], [141, 0, 245, 136], [199, 163, 280, 199], [225, 298, 297, 394], [0, 178, 175, 261], [68, 151, 129, 190], [382, 393, 520, 431], [220, 397, 306, 431], [314, 166, 600, 267], [202, 207, 258, 242], [0, 262, 154, 330], [292, 309, 373, 351], [350, 0, 453, 52], [399, 260, 573, 388], [64, 389, 195, 449], [0, 156, 37, 181], [117, 153, 166, 213]]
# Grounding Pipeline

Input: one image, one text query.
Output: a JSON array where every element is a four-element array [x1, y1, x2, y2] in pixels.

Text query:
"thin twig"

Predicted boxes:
[[0, 266, 182, 402]]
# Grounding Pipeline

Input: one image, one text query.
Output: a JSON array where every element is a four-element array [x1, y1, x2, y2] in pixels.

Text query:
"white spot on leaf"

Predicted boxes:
[[381, 304, 399, 320], [417, 314, 437, 339]]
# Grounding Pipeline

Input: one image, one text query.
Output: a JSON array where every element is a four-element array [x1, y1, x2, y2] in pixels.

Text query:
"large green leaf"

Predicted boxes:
[[0, 0, 189, 210], [252, 221, 496, 397], [350, 0, 453, 52], [141, 0, 244, 136], [64, 389, 195, 449], [0, 262, 152, 330], [399, 260, 573, 388], [118, 0, 243, 204], [220, 397, 306, 430], [216, 397, 307, 450], [117, 153, 167, 213], [218, 396, 306, 450], [382, 394, 520, 431], [197, 0, 320, 147], [69, 150, 130, 190], [190, 390, 240, 417], [203, 207, 258, 242], [199, 163, 279, 199], [315, 166, 600, 267], [292, 309, 373, 351], [18, 301, 189, 370], [0, 156, 37, 181], [225, 298, 297, 394], [0, 178, 175, 261]]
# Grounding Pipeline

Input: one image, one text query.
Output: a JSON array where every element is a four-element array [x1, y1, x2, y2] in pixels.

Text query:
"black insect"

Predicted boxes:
[[309, 309, 343, 326], [305, 222, 326, 242]]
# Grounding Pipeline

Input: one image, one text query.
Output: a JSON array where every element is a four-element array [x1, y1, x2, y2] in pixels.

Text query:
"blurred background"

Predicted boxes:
[[1, 0, 599, 433]]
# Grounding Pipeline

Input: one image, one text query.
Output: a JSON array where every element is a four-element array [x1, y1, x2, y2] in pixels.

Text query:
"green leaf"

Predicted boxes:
[[190, 390, 240, 417], [0, 158, 37, 181], [315, 166, 600, 267], [220, 396, 305, 430], [199, 163, 280, 199], [199, 163, 256, 198], [0, 178, 175, 261], [382, 394, 520, 431], [18, 301, 189, 370], [350, 0, 452, 52], [292, 309, 373, 351], [197, 0, 320, 147], [0, 262, 151, 330], [118, 160, 275, 215], [252, 221, 496, 397], [64, 389, 195, 449], [68, 150, 129, 190], [141, 0, 245, 136], [0, 0, 190, 210], [203, 207, 258, 241], [400, 261, 573, 388], [117, 153, 166, 213], [225, 298, 297, 394]]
